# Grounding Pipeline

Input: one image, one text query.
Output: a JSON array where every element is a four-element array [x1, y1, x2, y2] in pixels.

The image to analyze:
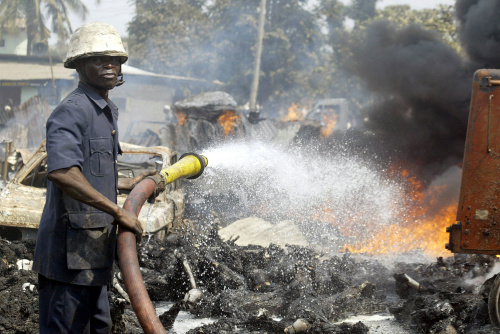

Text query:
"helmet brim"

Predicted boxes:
[[64, 52, 128, 69]]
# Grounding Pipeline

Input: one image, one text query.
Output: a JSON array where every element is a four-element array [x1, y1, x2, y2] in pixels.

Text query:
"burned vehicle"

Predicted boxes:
[[0, 140, 185, 241], [306, 98, 364, 132]]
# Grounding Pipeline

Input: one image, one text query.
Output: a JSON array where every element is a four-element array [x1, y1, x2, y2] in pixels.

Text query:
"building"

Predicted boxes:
[[0, 19, 220, 141], [0, 54, 75, 110]]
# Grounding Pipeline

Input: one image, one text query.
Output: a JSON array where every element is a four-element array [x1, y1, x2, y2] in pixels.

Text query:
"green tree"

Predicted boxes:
[[376, 4, 459, 51], [0, 0, 90, 55], [346, 0, 378, 24], [314, 1, 461, 112], [128, 0, 324, 110], [128, 0, 212, 75], [127, 0, 460, 112]]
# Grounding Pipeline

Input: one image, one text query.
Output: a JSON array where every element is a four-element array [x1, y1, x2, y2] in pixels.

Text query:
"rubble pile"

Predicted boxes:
[[157, 91, 326, 155], [2, 219, 500, 333], [0, 238, 38, 333], [119, 216, 500, 333], [160, 91, 242, 153], [390, 255, 498, 333]]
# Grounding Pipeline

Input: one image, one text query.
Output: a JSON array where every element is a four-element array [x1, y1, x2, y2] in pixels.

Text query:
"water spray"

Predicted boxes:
[[189, 140, 408, 250]]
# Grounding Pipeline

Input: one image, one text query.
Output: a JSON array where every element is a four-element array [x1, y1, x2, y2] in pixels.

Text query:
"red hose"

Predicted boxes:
[[117, 178, 167, 334]]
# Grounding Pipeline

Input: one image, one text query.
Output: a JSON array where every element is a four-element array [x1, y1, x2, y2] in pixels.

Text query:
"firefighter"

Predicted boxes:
[[32, 22, 149, 333]]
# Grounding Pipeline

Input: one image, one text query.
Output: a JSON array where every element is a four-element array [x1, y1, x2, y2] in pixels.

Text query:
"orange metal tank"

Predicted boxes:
[[446, 69, 500, 254]]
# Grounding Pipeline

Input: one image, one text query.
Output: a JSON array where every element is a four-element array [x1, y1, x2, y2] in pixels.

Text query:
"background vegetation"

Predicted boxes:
[[125, 0, 459, 115]]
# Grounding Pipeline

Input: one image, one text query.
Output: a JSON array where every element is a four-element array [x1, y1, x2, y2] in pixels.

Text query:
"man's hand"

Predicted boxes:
[[118, 170, 156, 191], [113, 208, 143, 243]]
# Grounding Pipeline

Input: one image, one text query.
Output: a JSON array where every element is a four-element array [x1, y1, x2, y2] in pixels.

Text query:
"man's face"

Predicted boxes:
[[78, 56, 121, 93]]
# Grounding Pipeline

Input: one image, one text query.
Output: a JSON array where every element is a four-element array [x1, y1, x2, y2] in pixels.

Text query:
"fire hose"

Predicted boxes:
[[117, 153, 208, 334]]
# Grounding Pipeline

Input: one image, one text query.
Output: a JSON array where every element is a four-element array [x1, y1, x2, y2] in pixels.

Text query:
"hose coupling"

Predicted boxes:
[[145, 173, 167, 203]]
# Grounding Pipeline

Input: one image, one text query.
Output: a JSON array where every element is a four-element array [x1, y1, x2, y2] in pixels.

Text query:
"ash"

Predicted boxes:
[[1, 223, 500, 334]]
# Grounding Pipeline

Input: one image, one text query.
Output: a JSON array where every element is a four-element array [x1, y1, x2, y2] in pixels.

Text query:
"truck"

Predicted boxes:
[[306, 98, 364, 132]]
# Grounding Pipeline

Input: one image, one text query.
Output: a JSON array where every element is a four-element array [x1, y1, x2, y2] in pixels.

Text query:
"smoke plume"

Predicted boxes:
[[341, 2, 500, 181], [456, 0, 500, 68]]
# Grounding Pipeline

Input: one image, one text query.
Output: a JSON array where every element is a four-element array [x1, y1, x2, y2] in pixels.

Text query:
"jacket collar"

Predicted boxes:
[[78, 81, 118, 115]]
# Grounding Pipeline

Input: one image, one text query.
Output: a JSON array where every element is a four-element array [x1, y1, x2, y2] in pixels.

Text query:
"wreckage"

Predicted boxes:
[[4, 81, 500, 333], [0, 140, 185, 240], [446, 69, 500, 328]]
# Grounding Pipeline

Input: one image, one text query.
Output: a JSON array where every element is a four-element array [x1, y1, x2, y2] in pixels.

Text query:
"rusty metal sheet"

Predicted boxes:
[[451, 69, 500, 253]]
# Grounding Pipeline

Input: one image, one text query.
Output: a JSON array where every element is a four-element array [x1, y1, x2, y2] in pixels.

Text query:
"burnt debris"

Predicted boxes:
[[3, 219, 500, 333]]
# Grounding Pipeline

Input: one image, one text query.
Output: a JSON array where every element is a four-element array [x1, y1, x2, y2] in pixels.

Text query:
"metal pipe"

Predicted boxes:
[[249, 0, 266, 109], [175, 250, 197, 290], [3, 140, 12, 183]]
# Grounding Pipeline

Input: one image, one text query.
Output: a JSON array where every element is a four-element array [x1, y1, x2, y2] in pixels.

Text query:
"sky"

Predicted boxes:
[[67, 0, 456, 39]]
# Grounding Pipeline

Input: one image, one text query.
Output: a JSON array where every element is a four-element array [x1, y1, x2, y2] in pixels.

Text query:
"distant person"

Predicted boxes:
[[32, 22, 151, 333], [4, 98, 13, 114]]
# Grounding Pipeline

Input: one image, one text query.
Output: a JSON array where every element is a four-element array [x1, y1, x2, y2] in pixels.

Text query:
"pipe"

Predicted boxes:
[[3, 140, 12, 183], [175, 249, 197, 290], [117, 153, 207, 334]]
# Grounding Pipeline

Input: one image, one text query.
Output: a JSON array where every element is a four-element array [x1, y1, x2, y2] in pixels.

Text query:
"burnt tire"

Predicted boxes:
[[488, 273, 500, 327]]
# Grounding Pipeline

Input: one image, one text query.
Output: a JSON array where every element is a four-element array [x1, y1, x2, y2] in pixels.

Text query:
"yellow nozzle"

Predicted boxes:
[[160, 152, 208, 185]]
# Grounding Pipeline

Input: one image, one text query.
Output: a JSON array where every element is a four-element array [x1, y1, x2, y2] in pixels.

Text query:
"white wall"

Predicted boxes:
[[0, 31, 27, 56]]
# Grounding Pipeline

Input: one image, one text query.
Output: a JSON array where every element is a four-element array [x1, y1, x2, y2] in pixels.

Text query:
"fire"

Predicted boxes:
[[218, 110, 240, 136], [401, 169, 425, 202], [281, 103, 305, 122], [321, 114, 338, 137], [342, 169, 457, 257], [345, 205, 456, 256], [175, 111, 186, 125]]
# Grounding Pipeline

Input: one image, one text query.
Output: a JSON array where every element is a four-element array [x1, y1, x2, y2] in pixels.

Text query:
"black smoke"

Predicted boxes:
[[456, 0, 500, 68], [340, 0, 500, 182]]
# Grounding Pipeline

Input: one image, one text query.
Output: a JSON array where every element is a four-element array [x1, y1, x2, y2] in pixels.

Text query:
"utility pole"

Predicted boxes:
[[249, 0, 266, 110]]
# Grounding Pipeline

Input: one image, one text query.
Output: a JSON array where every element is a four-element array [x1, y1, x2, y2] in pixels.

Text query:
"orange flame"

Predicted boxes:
[[218, 110, 240, 136], [281, 103, 305, 122], [321, 114, 339, 137], [175, 112, 186, 125], [343, 169, 456, 257], [345, 205, 455, 256]]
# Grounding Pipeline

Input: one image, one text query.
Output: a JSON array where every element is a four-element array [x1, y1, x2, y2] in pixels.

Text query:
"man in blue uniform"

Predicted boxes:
[[33, 22, 148, 333]]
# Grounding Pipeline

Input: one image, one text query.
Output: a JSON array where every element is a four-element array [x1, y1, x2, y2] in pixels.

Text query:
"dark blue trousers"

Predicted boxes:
[[38, 274, 112, 334]]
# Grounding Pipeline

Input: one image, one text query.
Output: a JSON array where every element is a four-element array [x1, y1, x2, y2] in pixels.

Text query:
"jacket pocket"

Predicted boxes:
[[89, 137, 113, 177], [67, 211, 116, 270]]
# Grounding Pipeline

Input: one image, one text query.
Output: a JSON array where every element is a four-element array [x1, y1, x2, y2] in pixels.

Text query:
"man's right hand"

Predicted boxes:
[[114, 208, 143, 243], [49, 166, 144, 243]]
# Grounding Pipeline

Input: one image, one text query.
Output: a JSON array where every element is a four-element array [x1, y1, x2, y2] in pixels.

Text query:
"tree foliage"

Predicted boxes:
[[128, 0, 324, 110], [127, 0, 461, 112], [375, 4, 459, 51], [0, 0, 90, 55]]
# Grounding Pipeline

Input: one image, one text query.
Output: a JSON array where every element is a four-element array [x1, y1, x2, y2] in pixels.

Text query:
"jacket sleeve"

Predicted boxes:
[[46, 97, 88, 174]]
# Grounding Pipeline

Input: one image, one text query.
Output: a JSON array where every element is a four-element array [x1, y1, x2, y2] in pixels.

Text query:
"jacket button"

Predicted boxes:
[[111, 129, 116, 135]]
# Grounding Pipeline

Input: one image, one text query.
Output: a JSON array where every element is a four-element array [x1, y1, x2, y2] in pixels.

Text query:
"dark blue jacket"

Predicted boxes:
[[33, 81, 121, 286]]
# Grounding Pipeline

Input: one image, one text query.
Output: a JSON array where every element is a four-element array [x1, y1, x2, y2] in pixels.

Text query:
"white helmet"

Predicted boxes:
[[64, 22, 128, 69]]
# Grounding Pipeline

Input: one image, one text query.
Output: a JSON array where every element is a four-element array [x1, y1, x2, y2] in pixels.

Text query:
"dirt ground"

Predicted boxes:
[[1, 217, 500, 334]]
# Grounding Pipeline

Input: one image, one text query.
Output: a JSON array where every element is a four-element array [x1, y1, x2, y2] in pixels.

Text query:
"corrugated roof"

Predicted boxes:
[[0, 62, 75, 81], [121, 64, 223, 85], [0, 61, 223, 85]]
